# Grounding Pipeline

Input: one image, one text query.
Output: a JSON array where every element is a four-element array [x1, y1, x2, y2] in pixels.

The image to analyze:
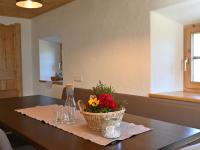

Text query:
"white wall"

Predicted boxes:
[[39, 40, 61, 81], [0, 16, 33, 96], [150, 12, 183, 93], [31, 0, 189, 98], [32, 0, 151, 98]]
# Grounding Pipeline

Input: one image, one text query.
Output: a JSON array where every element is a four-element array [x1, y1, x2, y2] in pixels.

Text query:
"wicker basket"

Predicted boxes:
[[78, 100, 125, 131]]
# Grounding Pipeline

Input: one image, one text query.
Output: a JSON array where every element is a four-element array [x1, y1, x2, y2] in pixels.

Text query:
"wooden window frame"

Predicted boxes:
[[184, 23, 200, 93]]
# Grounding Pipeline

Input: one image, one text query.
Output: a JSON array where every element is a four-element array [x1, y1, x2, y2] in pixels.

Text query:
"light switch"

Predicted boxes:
[[73, 74, 83, 82]]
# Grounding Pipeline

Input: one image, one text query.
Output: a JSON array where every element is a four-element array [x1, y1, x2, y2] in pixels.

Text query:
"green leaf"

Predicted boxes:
[[92, 81, 115, 96]]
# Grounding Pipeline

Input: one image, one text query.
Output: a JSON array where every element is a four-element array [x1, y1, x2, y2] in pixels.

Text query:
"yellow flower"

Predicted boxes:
[[88, 97, 99, 107]]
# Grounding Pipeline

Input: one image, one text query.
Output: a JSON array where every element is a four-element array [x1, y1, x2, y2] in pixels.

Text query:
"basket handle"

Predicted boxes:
[[78, 100, 86, 112]]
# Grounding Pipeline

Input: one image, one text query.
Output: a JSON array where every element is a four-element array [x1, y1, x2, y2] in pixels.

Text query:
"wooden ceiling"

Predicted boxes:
[[0, 0, 74, 18]]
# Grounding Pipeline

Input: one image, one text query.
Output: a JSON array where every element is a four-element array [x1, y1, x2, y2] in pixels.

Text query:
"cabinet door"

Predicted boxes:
[[0, 24, 22, 98]]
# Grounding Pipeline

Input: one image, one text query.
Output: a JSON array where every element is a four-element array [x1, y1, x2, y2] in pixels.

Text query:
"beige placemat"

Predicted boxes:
[[15, 105, 151, 146]]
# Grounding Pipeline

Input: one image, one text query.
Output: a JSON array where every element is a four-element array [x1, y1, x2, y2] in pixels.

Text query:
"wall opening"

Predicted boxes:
[[39, 36, 63, 84]]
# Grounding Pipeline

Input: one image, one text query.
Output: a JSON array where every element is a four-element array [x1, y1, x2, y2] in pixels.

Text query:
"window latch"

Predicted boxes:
[[184, 57, 189, 71]]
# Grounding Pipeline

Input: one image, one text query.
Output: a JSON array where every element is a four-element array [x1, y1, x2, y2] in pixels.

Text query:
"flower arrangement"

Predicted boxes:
[[78, 81, 126, 132], [84, 81, 125, 113]]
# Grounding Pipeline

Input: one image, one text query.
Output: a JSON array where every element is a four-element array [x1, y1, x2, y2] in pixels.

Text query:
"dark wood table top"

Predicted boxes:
[[0, 95, 200, 150]]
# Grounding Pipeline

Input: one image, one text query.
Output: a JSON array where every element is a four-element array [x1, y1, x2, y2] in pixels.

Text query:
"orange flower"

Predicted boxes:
[[88, 95, 99, 107]]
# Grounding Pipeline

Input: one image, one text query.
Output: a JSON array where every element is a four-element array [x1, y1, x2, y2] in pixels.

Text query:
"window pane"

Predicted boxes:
[[193, 34, 200, 56], [193, 59, 200, 82], [191, 33, 200, 82]]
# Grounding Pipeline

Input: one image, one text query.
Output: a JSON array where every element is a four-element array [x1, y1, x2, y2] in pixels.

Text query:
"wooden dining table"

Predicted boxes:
[[0, 95, 200, 150]]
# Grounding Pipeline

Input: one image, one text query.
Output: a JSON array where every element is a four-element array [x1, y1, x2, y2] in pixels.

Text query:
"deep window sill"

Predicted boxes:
[[39, 80, 63, 85], [149, 91, 200, 103]]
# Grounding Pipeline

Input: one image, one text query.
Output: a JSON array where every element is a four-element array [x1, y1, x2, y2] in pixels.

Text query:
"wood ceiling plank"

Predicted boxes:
[[0, 0, 74, 18]]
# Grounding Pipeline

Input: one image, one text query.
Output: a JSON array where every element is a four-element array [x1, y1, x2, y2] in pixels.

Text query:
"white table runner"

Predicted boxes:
[[15, 105, 151, 146]]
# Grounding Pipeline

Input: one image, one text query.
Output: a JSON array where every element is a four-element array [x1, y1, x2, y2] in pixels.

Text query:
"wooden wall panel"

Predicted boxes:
[[73, 88, 200, 129]]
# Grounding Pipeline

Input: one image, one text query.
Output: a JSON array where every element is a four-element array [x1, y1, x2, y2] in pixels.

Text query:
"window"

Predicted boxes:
[[184, 24, 200, 92]]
